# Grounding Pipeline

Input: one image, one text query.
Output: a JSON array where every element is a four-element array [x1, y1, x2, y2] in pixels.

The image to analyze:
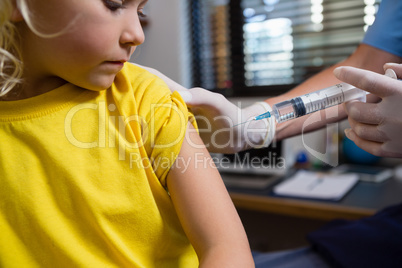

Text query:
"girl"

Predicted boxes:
[[0, 0, 254, 267]]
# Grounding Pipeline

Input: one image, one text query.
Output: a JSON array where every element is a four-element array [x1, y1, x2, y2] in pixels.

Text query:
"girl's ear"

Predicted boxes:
[[10, 1, 24, 22]]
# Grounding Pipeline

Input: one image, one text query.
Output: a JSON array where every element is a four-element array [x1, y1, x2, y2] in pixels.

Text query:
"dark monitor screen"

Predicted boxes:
[[218, 140, 287, 175]]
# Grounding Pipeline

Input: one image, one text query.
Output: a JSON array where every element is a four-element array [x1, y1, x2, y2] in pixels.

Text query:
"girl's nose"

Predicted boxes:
[[120, 14, 145, 47]]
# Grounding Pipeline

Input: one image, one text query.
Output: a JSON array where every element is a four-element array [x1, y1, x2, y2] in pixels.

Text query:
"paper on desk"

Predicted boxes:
[[273, 170, 359, 201]]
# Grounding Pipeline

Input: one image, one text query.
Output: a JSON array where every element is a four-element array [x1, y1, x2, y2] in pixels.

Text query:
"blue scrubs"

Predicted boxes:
[[362, 0, 402, 57]]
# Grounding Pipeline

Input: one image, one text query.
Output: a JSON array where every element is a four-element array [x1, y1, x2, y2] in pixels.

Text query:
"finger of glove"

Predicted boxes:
[[347, 117, 386, 143], [380, 140, 402, 158], [334, 66, 399, 98], [244, 116, 270, 147], [344, 100, 382, 125], [242, 102, 274, 148], [186, 88, 245, 125], [345, 128, 402, 158], [377, 116, 402, 157], [184, 88, 223, 107], [344, 129, 387, 157]]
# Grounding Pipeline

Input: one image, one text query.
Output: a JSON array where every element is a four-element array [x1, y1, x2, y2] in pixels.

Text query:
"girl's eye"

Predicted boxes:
[[138, 9, 147, 18], [103, 0, 125, 11]]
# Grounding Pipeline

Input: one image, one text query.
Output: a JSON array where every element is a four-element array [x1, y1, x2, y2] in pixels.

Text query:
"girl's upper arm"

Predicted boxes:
[[166, 123, 254, 267]]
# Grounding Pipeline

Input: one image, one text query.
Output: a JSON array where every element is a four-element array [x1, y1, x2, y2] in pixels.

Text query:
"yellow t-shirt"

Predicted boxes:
[[0, 63, 198, 267]]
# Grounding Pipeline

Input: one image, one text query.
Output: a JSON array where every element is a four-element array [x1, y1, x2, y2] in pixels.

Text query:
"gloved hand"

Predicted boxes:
[[136, 63, 276, 153], [335, 63, 402, 158], [179, 88, 276, 153]]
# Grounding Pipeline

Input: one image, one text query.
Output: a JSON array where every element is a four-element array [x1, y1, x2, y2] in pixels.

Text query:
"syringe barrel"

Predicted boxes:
[[339, 86, 367, 102], [272, 83, 367, 124], [272, 98, 304, 123], [300, 83, 366, 115]]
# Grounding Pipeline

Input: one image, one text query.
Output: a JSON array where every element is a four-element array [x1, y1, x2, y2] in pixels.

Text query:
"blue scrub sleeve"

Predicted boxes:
[[362, 0, 402, 57]]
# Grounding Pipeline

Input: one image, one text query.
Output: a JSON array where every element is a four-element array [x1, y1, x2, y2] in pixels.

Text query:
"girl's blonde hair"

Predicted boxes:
[[0, 0, 24, 97], [0, 0, 80, 97]]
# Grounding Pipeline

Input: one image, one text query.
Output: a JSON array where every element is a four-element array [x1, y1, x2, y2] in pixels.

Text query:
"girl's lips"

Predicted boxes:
[[102, 61, 126, 71], [107, 61, 125, 65]]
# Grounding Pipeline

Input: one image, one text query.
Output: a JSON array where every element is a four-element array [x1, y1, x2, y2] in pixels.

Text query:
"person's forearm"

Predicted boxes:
[[199, 247, 254, 268], [265, 44, 402, 141]]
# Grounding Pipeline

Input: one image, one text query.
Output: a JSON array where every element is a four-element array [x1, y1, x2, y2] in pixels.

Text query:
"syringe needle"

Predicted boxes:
[[232, 111, 272, 127], [232, 119, 254, 127]]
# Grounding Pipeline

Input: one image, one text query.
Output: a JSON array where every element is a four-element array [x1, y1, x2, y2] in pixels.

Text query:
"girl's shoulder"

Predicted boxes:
[[112, 62, 183, 116], [116, 62, 171, 99]]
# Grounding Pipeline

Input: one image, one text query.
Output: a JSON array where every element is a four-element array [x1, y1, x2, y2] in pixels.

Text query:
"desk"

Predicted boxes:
[[224, 173, 402, 221]]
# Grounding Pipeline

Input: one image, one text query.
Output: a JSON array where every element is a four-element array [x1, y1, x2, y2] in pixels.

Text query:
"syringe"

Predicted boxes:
[[238, 69, 398, 125]]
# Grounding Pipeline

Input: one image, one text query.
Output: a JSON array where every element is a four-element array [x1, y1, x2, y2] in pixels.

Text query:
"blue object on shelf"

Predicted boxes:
[[342, 136, 380, 165], [296, 151, 309, 164]]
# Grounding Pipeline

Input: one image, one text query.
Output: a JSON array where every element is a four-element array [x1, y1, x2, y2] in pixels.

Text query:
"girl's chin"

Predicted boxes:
[[83, 81, 114, 91]]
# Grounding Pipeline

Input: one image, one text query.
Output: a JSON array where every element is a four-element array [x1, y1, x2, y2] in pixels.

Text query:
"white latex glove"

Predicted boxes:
[[179, 88, 276, 153], [335, 63, 402, 158], [134, 64, 189, 92]]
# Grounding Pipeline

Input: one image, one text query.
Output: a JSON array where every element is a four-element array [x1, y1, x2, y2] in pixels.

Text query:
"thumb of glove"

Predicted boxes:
[[242, 102, 276, 148]]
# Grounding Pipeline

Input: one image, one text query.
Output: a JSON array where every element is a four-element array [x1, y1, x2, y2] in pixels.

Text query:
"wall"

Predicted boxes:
[[130, 0, 191, 88]]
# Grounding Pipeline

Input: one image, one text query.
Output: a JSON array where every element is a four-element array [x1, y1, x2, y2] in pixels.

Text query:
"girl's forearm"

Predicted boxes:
[[199, 246, 254, 268]]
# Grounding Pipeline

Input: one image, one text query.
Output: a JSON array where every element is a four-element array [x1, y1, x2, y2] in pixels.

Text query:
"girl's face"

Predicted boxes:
[[17, 0, 147, 94]]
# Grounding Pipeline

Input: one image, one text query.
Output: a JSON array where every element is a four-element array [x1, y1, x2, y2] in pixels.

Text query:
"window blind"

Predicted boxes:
[[190, 0, 381, 96]]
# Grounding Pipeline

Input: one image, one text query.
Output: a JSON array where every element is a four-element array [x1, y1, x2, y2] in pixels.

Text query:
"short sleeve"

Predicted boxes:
[[114, 63, 197, 187], [362, 0, 402, 57], [144, 90, 196, 186]]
